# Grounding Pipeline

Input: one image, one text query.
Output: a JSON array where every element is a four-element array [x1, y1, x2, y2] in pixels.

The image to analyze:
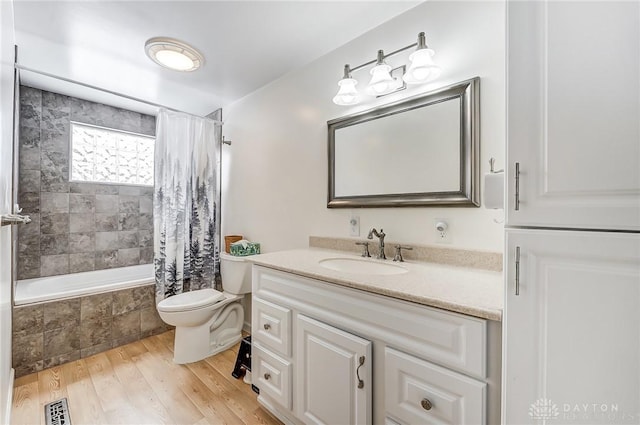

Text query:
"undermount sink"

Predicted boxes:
[[318, 257, 408, 275]]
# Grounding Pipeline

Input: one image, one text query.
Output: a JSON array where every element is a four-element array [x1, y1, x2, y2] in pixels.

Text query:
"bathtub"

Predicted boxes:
[[14, 264, 155, 306]]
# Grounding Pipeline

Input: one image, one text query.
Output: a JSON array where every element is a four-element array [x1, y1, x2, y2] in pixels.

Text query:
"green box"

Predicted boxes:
[[230, 241, 261, 256]]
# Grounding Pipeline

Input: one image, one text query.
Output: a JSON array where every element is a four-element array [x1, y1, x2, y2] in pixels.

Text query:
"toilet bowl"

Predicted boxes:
[[157, 252, 252, 364]]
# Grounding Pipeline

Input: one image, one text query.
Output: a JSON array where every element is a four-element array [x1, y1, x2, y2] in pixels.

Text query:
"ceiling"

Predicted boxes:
[[14, 0, 421, 116]]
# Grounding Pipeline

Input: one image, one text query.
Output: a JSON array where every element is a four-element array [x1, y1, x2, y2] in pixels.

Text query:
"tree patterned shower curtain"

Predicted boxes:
[[154, 109, 220, 303]]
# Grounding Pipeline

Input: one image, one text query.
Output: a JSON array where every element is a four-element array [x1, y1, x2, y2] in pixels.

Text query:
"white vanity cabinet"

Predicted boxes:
[[251, 265, 501, 425]]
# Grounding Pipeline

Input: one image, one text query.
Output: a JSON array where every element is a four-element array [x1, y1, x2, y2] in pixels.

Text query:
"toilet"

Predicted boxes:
[[157, 252, 252, 364]]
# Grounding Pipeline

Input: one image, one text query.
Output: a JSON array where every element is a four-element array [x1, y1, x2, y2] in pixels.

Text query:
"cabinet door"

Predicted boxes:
[[296, 314, 372, 425], [506, 1, 640, 229], [503, 230, 640, 424]]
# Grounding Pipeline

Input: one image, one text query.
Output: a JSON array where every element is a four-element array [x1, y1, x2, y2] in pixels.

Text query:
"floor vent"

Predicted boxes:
[[45, 398, 71, 425]]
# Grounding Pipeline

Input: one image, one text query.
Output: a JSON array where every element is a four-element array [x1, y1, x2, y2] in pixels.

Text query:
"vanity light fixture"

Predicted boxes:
[[332, 31, 440, 106], [145, 37, 204, 72]]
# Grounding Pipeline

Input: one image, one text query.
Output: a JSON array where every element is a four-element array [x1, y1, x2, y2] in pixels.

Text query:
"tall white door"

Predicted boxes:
[[503, 229, 640, 424], [0, 0, 15, 422], [506, 1, 640, 230], [296, 314, 372, 425]]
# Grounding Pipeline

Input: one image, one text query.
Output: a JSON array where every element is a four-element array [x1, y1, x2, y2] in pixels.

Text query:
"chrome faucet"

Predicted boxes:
[[367, 228, 386, 259]]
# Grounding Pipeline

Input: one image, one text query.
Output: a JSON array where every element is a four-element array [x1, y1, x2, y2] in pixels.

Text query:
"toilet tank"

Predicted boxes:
[[220, 252, 252, 295]]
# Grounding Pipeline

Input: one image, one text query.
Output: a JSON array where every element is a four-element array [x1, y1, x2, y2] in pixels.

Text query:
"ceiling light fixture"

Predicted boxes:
[[145, 37, 204, 72], [332, 32, 440, 106]]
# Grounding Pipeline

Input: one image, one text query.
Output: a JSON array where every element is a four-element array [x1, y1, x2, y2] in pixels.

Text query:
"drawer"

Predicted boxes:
[[253, 342, 292, 410], [252, 296, 292, 357], [385, 347, 486, 425]]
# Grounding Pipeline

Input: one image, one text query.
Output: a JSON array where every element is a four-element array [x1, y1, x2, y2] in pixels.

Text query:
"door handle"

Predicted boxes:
[[515, 162, 520, 211], [515, 246, 521, 296]]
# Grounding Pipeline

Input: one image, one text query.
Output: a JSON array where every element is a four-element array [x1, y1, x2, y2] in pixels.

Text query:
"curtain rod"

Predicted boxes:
[[14, 63, 227, 129]]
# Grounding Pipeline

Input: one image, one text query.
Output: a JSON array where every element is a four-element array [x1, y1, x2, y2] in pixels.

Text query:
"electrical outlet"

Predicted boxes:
[[349, 215, 360, 236], [434, 219, 451, 244]]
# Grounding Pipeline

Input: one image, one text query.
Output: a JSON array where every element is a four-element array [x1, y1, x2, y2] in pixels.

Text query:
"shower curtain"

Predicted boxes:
[[154, 109, 220, 302]]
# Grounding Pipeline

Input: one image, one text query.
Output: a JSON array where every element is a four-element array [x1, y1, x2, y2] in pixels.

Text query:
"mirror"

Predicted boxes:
[[327, 78, 479, 208]]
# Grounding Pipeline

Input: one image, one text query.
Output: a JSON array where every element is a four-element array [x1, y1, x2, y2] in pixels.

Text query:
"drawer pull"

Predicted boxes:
[[421, 398, 433, 411], [356, 356, 365, 389], [515, 162, 520, 211], [263, 323, 271, 331], [264, 373, 271, 380]]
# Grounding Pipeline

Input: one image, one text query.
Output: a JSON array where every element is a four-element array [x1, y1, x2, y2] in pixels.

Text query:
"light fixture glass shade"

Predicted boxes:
[[145, 37, 204, 72], [366, 63, 396, 96], [403, 33, 441, 84], [333, 77, 360, 105]]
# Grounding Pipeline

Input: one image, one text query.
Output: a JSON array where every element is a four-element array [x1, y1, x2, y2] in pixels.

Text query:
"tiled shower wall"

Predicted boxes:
[[17, 86, 156, 279]]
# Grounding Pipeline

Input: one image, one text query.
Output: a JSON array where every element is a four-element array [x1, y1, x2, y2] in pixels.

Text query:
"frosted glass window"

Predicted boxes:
[[70, 122, 155, 186]]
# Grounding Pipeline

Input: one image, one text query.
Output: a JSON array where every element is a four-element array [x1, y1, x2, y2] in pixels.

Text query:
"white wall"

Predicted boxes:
[[0, 0, 14, 422], [223, 1, 505, 253]]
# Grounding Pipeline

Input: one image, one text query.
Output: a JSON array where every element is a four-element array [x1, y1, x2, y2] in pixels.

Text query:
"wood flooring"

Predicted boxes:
[[11, 330, 282, 425]]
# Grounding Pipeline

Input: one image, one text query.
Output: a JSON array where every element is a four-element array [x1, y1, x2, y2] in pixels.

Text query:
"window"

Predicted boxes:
[[70, 122, 155, 186]]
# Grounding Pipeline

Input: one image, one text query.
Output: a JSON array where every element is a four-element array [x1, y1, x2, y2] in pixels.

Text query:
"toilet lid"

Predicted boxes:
[[157, 288, 225, 312]]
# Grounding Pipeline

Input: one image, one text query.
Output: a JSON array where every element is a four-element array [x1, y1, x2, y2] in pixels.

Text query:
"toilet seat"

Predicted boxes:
[[158, 288, 225, 312]]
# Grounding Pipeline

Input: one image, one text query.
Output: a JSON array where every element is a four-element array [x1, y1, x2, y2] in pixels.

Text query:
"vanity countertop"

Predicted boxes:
[[248, 248, 503, 321]]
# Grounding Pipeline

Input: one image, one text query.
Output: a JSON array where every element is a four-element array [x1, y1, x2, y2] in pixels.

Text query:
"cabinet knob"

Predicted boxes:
[[421, 398, 432, 411], [264, 373, 271, 380], [263, 323, 271, 331]]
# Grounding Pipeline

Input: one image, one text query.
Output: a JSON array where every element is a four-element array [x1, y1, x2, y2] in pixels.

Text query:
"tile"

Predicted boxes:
[[69, 193, 95, 213], [42, 91, 70, 112], [119, 195, 139, 213], [95, 250, 118, 270], [95, 194, 119, 213], [112, 310, 140, 341], [138, 213, 153, 230], [14, 361, 44, 378], [135, 285, 155, 309], [80, 292, 112, 321], [112, 287, 139, 316], [41, 128, 69, 153], [118, 213, 138, 231], [41, 213, 69, 234], [68, 232, 95, 253], [80, 317, 112, 347], [41, 192, 69, 213], [44, 326, 80, 358], [12, 304, 44, 336], [40, 234, 69, 255], [17, 213, 40, 238], [70, 252, 95, 273], [69, 213, 95, 232], [118, 230, 138, 249], [139, 195, 153, 213], [80, 342, 113, 358], [44, 299, 80, 330], [41, 107, 70, 134], [138, 230, 152, 247], [117, 248, 140, 267], [40, 168, 69, 193], [40, 254, 69, 276], [95, 231, 119, 250], [19, 86, 42, 129], [19, 169, 40, 193], [140, 247, 154, 264], [69, 182, 96, 194], [44, 351, 80, 369], [12, 333, 43, 368], [140, 306, 165, 337], [95, 213, 118, 231], [19, 124, 41, 149], [19, 144, 41, 171], [17, 254, 40, 280], [18, 192, 40, 214], [95, 185, 119, 195], [140, 115, 156, 136], [18, 233, 39, 255], [107, 108, 141, 133], [119, 186, 140, 196], [140, 186, 154, 196]]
